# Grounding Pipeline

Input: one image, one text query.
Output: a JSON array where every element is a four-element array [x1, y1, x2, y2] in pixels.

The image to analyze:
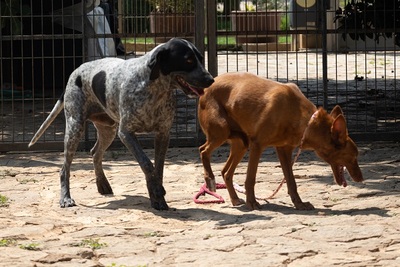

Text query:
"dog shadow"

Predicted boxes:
[[83, 194, 390, 227], [263, 201, 390, 217], [86, 194, 271, 226]]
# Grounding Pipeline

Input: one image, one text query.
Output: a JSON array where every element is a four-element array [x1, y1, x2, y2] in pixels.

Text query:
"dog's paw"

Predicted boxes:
[[149, 185, 168, 210], [246, 200, 262, 210], [205, 178, 216, 192], [231, 198, 245, 206], [151, 199, 169, 210], [60, 197, 76, 208], [294, 201, 315, 210], [96, 178, 113, 195]]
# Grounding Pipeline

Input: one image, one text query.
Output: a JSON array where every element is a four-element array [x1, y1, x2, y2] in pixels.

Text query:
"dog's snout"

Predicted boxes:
[[204, 75, 215, 87]]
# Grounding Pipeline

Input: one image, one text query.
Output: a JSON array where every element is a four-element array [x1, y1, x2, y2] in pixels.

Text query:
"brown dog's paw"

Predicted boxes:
[[231, 198, 245, 206], [294, 201, 315, 210], [205, 178, 216, 192], [246, 200, 262, 210]]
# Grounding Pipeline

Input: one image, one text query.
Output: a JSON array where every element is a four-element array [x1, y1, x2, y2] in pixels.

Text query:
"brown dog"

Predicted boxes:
[[198, 72, 363, 210]]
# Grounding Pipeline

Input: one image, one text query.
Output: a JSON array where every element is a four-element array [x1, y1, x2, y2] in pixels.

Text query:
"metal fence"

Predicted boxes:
[[1, 0, 399, 152]]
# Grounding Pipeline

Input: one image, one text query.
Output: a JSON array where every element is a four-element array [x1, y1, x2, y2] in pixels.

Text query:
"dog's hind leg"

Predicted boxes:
[[245, 142, 263, 210], [90, 120, 117, 195], [198, 98, 230, 191], [221, 139, 247, 206], [199, 137, 226, 192], [60, 118, 86, 208]]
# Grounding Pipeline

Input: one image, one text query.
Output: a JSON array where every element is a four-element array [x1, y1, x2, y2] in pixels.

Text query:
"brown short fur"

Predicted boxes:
[[198, 72, 363, 210]]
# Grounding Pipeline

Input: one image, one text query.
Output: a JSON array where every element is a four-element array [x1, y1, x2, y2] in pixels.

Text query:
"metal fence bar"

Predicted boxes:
[[321, 0, 328, 109]]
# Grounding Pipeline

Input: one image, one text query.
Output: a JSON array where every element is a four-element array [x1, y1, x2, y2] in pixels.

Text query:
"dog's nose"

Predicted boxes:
[[204, 76, 215, 87]]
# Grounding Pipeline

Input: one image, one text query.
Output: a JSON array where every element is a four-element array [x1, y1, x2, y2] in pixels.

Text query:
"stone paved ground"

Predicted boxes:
[[0, 142, 399, 266]]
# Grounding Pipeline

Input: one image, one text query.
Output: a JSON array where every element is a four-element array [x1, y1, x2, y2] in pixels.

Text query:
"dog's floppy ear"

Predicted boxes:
[[179, 38, 204, 65], [187, 40, 204, 65], [331, 114, 348, 145], [330, 105, 343, 119], [148, 46, 168, 81]]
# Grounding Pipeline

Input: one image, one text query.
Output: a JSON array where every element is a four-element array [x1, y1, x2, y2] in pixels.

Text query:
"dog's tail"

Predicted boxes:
[[28, 94, 65, 147]]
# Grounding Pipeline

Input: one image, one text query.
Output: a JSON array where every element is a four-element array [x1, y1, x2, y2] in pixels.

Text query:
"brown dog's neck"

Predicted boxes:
[[300, 107, 345, 153], [299, 106, 338, 152], [299, 109, 319, 149]]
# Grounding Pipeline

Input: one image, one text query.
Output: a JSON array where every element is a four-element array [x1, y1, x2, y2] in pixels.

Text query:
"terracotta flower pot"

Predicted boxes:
[[149, 12, 195, 43], [231, 11, 282, 43]]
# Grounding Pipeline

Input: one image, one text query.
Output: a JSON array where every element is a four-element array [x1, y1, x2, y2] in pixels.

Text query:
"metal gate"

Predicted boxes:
[[1, 0, 399, 152]]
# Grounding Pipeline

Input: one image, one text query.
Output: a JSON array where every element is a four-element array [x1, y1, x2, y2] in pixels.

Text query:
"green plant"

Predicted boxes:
[[0, 194, 9, 207], [0, 238, 16, 247], [261, 0, 287, 10], [125, 36, 238, 46], [245, 2, 256, 11], [19, 243, 40, 251], [0, 0, 31, 34], [280, 14, 289, 31], [335, 0, 400, 46], [143, 231, 159, 238], [217, 17, 231, 30], [278, 35, 291, 44], [79, 238, 107, 250], [18, 178, 38, 184], [329, 197, 340, 203], [242, 0, 287, 11], [147, 0, 194, 13]]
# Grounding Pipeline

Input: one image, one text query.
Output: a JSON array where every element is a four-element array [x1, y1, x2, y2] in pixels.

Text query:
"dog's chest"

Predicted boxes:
[[119, 85, 176, 132]]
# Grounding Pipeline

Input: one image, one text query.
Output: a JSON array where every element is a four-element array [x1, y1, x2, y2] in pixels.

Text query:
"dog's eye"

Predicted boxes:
[[186, 58, 194, 65]]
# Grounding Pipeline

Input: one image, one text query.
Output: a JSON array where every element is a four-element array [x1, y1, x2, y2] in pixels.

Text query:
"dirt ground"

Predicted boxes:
[[0, 142, 399, 266]]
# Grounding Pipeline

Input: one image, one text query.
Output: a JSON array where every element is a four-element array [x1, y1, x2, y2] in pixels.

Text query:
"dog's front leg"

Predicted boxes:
[[118, 129, 168, 210], [152, 132, 170, 209], [275, 146, 314, 210]]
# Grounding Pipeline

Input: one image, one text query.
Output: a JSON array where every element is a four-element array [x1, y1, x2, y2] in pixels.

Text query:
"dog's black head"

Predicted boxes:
[[148, 38, 214, 98]]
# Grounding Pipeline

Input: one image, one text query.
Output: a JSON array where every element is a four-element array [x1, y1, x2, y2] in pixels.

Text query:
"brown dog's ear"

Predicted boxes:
[[331, 114, 348, 145], [330, 105, 343, 118]]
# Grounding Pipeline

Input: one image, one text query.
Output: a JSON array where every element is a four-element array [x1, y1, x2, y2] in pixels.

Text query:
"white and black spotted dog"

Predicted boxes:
[[29, 38, 214, 210]]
